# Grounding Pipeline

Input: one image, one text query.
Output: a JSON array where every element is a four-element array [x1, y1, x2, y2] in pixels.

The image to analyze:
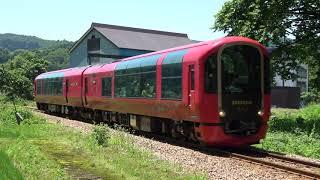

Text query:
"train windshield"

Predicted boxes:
[[221, 45, 261, 95]]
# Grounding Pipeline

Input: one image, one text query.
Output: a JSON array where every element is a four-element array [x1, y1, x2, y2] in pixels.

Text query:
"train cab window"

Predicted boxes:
[[221, 45, 261, 94], [161, 49, 188, 99], [102, 77, 112, 97], [205, 55, 217, 93]]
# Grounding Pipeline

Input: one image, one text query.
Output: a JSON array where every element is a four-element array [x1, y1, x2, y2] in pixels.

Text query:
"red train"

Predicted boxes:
[[35, 36, 271, 147]]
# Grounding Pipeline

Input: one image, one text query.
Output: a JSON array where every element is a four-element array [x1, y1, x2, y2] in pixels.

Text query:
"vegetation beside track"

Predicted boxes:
[[0, 97, 205, 179], [256, 105, 320, 159]]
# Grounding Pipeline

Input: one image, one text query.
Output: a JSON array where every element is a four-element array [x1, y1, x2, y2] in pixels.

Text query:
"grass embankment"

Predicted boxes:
[[256, 105, 320, 159], [0, 97, 205, 179]]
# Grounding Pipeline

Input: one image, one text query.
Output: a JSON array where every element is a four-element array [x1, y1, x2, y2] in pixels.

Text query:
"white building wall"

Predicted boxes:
[[274, 64, 308, 92]]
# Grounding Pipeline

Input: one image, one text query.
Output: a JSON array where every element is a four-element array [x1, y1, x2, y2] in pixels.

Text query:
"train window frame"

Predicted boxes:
[[161, 49, 188, 100], [115, 55, 160, 98], [101, 77, 112, 97], [220, 45, 261, 95]]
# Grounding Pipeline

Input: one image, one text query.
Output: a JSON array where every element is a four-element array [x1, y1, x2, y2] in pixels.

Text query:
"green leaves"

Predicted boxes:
[[213, 0, 320, 90], [0, 51, 48, 99]]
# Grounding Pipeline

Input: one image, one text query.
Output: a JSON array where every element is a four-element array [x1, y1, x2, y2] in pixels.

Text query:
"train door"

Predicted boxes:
[[65, 79, 69, 103], [188, 64, 195, 108], [84, 77, 88, 105]]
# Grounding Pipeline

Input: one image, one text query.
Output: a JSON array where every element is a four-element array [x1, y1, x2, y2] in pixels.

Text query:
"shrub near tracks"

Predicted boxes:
[[256, 105, 320, 159], [269, 105, 320, 135]]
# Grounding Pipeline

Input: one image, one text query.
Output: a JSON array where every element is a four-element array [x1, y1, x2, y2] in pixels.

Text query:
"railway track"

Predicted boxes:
[[131, 130, 320, 179], [29, 107, 320, 179], [228, 148, 320, 179]]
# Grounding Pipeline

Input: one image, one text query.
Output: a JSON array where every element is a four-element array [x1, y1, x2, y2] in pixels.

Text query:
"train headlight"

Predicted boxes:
[[219, 111, 226, 117], [258, 110, 264, 116]]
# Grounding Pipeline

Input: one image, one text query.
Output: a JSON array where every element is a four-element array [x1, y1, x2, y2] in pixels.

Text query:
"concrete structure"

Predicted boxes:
[[69, 23, 197, 67]]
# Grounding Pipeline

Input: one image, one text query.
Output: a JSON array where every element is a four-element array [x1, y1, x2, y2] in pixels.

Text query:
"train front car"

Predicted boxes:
[[198, 37, 270, 147]]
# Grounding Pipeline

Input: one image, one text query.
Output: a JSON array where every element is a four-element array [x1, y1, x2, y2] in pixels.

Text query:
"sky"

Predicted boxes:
[[0, 0, 227, 41]]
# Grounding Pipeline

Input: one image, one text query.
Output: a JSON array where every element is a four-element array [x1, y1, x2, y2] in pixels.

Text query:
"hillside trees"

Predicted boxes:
[[0, 52, 48, 99], [0, 49, 10, 64], [212, 0, 320, 90]]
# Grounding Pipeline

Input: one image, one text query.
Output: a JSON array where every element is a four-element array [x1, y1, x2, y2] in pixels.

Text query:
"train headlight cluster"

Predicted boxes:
[[219, 111, 226, 117]]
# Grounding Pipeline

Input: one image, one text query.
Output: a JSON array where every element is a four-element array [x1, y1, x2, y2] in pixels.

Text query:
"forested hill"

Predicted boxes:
[[0, 33, 72, 51], [0, 33, 74, 71]]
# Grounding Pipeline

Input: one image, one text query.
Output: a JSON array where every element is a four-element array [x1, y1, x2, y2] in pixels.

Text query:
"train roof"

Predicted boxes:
[[35, 36, 267, 80]]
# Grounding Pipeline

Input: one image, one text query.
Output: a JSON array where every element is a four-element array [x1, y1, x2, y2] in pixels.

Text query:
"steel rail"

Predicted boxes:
[[226, 151, 320, 179], [248, 147, 320, 168]]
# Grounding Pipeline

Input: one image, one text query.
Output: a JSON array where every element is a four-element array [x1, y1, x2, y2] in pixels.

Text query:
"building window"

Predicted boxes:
[[115, 55, 160, 98], [87, 37, 100, 51], [102, 77, 112, 97], [161, 49, 188, 99]]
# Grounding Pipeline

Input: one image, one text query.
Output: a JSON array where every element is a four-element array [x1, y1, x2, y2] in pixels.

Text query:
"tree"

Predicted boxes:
[[0, 48, 10, 64], [212, 0, 320, 89], [0, 51, 48, 99]]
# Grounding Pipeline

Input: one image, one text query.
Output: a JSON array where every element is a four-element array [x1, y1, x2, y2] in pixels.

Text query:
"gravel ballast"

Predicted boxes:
[[34, 111, 312, 180]]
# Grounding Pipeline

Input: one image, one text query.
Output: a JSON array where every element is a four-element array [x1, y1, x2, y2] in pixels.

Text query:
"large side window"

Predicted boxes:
[[57, 78, 63, 95], [205, 55, 217, 93], [140, 56, 158, 98], [42, 77, 63, 96], [115, 55, 160, 98], [102, 77, 112, 97], [161, 49, 188, 99]]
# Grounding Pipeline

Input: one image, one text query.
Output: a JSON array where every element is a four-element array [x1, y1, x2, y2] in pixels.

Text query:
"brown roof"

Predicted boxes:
[[70, 23, 196, 52]]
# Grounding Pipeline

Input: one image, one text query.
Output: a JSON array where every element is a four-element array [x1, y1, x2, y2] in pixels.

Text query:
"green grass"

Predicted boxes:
[[0, 151, 24, 180], [0, 97, 205, 179], [256, 132, 320, 159], [255, 105, 320, 159]]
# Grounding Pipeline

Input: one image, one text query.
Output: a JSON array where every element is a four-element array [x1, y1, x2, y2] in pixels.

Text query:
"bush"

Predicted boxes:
[[270, 106, 320, 136], [92, 124, 110, 147], [0, 104, 45, 125], [301, 91, 320, 106]]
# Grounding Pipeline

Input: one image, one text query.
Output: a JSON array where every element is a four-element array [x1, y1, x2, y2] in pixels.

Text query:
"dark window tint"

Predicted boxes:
[[221, 45, 261, 95], [42, 78, 63, 96], [141, 72, 156, 98], [161, 49, 188, 99], [115, 55, 160, 98], [87, 38, 100, 51], [205, 55, 217, 93], [102, 77, 112, 96], [190, 65, 195, 90], [37, 80, 42, 95]]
